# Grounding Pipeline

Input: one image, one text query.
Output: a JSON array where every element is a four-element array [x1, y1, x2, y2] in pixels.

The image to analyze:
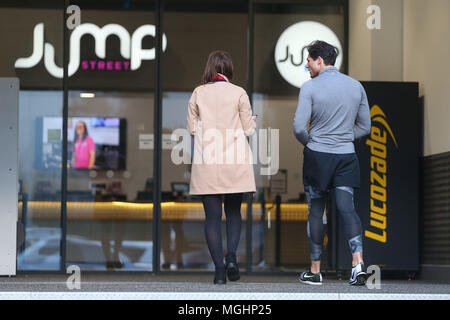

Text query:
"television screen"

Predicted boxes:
[[36, 117, 127, 170]]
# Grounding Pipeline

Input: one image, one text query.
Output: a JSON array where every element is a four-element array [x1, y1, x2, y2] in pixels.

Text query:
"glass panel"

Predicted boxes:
[[0, 2, 64, 270], [66, 2, 155, 271], [161, 2, 249, 271], [251, 2, 345, 271]]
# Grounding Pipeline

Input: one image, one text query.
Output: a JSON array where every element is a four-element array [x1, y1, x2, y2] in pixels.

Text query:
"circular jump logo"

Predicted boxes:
[[274, 21, 343, 88]]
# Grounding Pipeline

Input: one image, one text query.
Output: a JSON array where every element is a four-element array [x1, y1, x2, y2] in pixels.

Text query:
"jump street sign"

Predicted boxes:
[[15, 22, 168, 78]]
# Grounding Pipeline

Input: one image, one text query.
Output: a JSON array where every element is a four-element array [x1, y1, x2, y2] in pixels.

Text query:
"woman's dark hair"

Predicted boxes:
[[73, 121, 88, 144], [306, 40, 338, 66], [201, 50, 233, 84]]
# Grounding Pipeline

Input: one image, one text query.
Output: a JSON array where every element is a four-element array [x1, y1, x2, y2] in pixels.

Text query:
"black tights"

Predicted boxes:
[[201, 193, 243, 269]]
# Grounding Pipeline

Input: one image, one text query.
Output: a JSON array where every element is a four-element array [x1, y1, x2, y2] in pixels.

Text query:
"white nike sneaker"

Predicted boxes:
[[349, 262, 367, 285]]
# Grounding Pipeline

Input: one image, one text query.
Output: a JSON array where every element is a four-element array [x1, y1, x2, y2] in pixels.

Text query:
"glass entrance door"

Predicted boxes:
[[249, 1, 347, 272], [1, 0, 66, 271], [160, 0, 250, 272], [65, 1, 156, 271]]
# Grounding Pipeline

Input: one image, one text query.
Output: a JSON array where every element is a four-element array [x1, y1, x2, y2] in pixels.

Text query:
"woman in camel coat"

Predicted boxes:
[[187, 50, 257, 284]]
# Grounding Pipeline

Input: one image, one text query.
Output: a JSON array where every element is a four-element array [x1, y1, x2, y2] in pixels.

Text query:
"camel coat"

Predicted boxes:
[[187, 75, 256, 195]]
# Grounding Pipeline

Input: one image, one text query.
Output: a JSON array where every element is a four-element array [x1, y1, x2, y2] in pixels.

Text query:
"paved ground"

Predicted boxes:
[[0, 274, 449, 299]]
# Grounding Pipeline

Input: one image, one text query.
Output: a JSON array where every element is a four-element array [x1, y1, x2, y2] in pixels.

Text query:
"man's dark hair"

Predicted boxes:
[[306, 40, 338, 66]]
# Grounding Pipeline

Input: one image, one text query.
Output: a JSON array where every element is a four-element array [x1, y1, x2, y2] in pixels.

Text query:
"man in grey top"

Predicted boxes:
[[293, 40, 371, 286]]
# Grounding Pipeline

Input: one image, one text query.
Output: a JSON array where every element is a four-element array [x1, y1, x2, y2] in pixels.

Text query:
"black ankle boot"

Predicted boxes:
[[214, 267, 226, 285], [225, 253, 240, 281]]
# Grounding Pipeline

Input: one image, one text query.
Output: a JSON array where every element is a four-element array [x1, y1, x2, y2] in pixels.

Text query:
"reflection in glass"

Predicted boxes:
[[17, 91, 63, 270], [161, 8, 249, 271], [250, 3, 345, 271], [66, 91, 154, 271]]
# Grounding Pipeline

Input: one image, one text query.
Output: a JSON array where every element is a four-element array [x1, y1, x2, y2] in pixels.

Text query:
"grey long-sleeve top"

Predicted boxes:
[[293, 67, 371, 154]]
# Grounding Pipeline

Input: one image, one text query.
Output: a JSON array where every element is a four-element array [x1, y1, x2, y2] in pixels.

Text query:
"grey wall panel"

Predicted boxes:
[[0, 78, 19, 276], [423, 151, 450, 265]]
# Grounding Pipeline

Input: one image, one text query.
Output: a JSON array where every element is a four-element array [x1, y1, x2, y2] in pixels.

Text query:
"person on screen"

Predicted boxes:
[[72, 121, 96, 169], [187, 50, 257, 285]]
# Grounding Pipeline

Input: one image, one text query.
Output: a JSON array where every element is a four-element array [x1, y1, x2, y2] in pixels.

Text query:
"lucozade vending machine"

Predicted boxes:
[[331, 81, 421, 276], [0, 78, 19, 276]]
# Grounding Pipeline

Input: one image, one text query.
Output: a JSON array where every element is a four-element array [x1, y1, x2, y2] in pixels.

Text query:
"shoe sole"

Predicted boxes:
[[349, 272, 367, 286], [227, 266, 240, 282], [299, 279, 322, 286]]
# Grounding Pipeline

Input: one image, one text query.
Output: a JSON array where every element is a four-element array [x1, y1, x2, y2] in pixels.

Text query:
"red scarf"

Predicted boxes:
[[210, 74, 227, 82]]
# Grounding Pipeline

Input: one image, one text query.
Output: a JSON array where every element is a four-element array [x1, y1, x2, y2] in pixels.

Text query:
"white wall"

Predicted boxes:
[[349, 0, 450, 156], [349, 0, 372, 81], [349, 0, 403, 81], [403, 0, 450, 156]]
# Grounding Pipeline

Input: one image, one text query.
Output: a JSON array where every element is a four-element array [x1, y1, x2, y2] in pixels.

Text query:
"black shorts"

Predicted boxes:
[[303, 147, 360, 191]]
